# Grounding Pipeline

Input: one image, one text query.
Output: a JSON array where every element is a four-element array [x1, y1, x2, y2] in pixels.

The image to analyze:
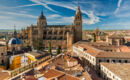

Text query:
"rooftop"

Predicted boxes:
[[100, 63, 130, 80], [0, 68, 9, 80], [108, 32, 124, 39], [43, 69, 80, 80], [96, 52, 130, 58], [26, 51, 49, 59], [58, 74, 80, 80], [75, 42, 130, 58], [43, 69, 64, 79]]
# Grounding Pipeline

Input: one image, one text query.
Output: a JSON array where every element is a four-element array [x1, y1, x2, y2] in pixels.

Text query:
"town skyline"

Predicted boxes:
[[0, 0, 130, 30], [0, 0, 130, 80]]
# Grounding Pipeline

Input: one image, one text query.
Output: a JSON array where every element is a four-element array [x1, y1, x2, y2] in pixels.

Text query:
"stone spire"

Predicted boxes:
[[76, 6, 81, 15], [39, 9, 45, 19], [13, 25, 17, 38], [76, 0, 81, 15], [41, 10, 43, 16]]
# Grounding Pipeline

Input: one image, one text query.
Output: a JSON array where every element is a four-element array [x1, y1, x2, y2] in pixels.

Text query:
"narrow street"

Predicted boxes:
[[75, 57, 102, 80]]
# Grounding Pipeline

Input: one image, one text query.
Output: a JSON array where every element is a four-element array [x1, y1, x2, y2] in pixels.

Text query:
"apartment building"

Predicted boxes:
[[72, 42, 130, 70], [100, 63, 130, 80]]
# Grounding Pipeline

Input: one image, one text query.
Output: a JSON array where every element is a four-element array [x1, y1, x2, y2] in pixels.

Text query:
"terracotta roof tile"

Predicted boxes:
[[43, 69, 64, 79], [101, 63, 130, 80], [96, 52, 130, 58], [0, 68, 9, 80], [76, 43, 130, 58], [43, 69, 80, 80], [58, 74, 80, 80]]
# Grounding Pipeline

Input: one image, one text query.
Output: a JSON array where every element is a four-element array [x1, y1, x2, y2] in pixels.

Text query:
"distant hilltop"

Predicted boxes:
[[0, 29, 20, 32]]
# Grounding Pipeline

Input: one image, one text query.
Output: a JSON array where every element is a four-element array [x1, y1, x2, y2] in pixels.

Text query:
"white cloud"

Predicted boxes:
[[0, 16, 33, 29], [0, 10, 37, 29], [0, 11, 37, 18], [114, 0, 122, 14], [114, 0, 130, 18], [29, 0, 57, 12], [24, 0, 100, 25], [118, 0, 122, 7], [47, 14, 61, 19], [0, 16, 12, 19], [0, 0, 102, 29], [16, 4, 40, 8], [83, 11, 100, 24]]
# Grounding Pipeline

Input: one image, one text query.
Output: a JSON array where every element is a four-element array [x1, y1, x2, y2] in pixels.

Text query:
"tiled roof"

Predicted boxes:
[[58, 74, 80, 80], [108, 32, 124, 39], [80, 72, 92, 80], [43, 69, 64, 79], [96, 52, 130, 58], [0, 68, 9, 80], [24, 75, 37, 80], [43, 69, 80, 80], [120, 46, 130, 52], [78, 44, 103, 57], [76, 43, 130, 58], [100, 63, 130, 80]]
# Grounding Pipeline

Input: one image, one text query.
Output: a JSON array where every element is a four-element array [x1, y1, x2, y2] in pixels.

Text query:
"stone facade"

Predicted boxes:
[[72, 42, 130, 70], [20, 6, 82, 51], [106, 33, 125, 46], [100, 63, 130, 80], [0, 46, 7, 66]]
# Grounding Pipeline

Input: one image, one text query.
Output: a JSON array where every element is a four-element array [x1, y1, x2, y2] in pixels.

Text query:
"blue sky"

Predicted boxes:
[[0, 0, 130, 30]]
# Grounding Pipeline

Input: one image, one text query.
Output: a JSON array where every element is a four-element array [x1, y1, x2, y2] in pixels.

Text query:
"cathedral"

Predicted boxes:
[[20, 6, 82, 51]]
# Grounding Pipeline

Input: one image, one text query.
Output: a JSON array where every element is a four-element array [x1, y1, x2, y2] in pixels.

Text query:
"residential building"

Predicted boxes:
[[100, 63, 130, 80]]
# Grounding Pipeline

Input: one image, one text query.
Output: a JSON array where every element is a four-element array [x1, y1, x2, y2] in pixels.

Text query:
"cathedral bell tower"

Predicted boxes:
[[37, 10, 47, 28], [37, 10, 47, 41], [74, 6, 82, 42]]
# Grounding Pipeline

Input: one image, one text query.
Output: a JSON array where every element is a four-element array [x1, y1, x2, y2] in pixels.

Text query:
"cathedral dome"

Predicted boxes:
[[8, 38, 21, 45]]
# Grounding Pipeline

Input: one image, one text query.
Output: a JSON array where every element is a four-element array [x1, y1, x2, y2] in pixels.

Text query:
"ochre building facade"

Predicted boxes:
[[20, 6, 82, 50]]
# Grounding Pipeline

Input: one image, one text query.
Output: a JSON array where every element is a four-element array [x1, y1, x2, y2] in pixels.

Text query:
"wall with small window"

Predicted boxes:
[[97, 58, 130, 64], [100, 65, 122, 80]]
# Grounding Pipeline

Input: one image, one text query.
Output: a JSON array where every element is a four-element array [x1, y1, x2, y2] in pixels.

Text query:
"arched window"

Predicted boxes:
[[59, 37, 62, 40], [54, 31, 57, 35], [1, 60, 4, 64], [53, 36, 56, 40], [44, 30, 47, 34], [43, 36, 46, 39], [48, 31, 52, 35], [59, 31, 63, 35], [119, 60, 121, 63], [125, 60, 128, 63], [99, 59, 101, 62], [78, 22, 80, 26], [1, 53, 3, 56], [33, 30, 38, 35], [65, 31, 69, 35], [107, 60, 109, 62], [112, 60, 115, 63], [48, 36, 51, 40], [78, 16, 80, 19]]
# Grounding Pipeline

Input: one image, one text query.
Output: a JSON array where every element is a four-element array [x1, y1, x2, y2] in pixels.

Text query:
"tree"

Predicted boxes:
[[92, 33, 96, 42], [34, 38, 43, 50], [48, 41, 52, 55], [56, 46, 61, 55]]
